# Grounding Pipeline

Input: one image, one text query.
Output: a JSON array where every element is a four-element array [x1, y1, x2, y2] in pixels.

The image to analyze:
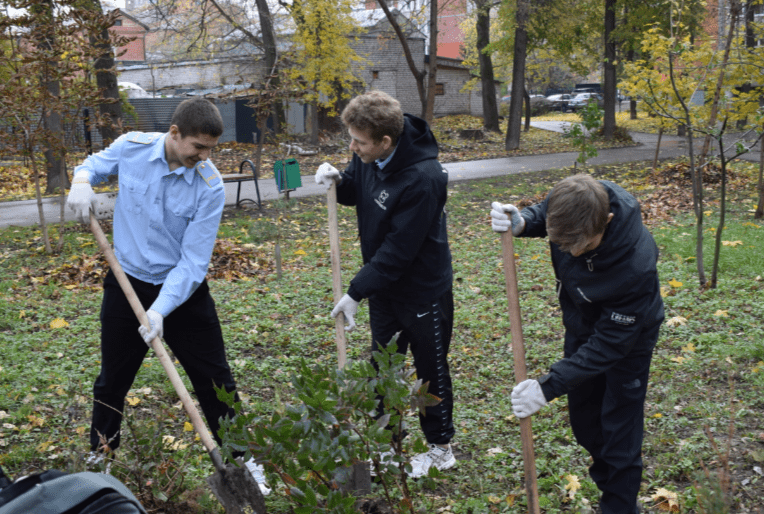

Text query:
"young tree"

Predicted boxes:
[[375, 0, 433, 121], [620, 0, 763, 288], [0, 0, 127, 250]]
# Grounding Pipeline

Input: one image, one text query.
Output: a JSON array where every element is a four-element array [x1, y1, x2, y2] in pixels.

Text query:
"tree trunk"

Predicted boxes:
[[309, 102, 319, 145], [88, 0, 122, 147], [756, 128, 764, 219], [523, 88, 531, 132], [627, 48, 637, 119], [34, 0, 65, 195], [710, 124, 729, 289], [255, 0, 283, 133], [603, 0, 617, 139], [699, 0, 740, 164], [475, 0, 499, 132], [424, 0, 438, 123], [377, 0, 427, 115], [505, 0, 529, 151]]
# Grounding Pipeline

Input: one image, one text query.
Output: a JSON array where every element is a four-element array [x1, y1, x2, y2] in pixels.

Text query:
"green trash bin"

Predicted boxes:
[[274, 158, 302, 192]]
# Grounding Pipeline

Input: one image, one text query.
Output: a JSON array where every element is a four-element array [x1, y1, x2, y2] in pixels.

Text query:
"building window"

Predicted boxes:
[[114, 19, 122, 26], [435, 83, 445, 96], [372, 70, 379, 79]]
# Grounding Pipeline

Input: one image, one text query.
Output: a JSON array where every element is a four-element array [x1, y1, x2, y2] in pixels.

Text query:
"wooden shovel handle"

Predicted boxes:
[[89, 213, 225, 471], [327, 182, 347, 368], [501, 231, 541, 514]]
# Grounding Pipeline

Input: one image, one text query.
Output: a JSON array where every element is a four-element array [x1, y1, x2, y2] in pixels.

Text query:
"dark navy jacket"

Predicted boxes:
[[520, 181, 665, 401], [336, 114, 452, 304]]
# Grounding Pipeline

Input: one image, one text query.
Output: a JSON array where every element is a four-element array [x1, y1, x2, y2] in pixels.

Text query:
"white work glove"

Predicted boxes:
[[315, 162, 340, 189], [330, 294, 359, 332], [491, 202, 526, 236], [511, 379, 547, 418], [66, 172, 96, 224], [138, 309, 164, 346]]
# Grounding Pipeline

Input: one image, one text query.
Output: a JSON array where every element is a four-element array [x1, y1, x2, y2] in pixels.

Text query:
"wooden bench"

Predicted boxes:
[[221, 159, 261, 209]]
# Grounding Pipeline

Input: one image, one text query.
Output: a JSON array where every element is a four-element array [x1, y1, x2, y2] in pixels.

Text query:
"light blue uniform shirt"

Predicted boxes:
[[75, 132, 224, 317]]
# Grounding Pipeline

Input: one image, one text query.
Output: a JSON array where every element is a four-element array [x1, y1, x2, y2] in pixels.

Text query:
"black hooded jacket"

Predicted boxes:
[[336, 113, 452, 304], [519, 180, 665, 401]]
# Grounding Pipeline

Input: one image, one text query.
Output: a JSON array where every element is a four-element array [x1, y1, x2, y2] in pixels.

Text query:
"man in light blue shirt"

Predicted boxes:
[[66, 97, 269, 494]]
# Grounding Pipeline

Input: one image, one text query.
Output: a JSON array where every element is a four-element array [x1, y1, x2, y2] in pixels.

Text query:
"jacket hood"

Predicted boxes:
[[578, 181, 643, 269], [380, 114, 439, 178]]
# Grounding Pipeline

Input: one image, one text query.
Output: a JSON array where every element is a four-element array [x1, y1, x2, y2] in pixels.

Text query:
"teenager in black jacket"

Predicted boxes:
[[316, 90, 455, 478], [490, 174, 664, 514]]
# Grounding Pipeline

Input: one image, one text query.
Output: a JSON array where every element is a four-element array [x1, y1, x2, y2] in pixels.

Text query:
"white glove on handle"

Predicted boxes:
[[66, 173, 96, 224], [511, 379, 547, 418], [330, 294, 359, 332], [491, 202, 526, 236], [315, 162, 340, 189], [138, 309, 164, 346]]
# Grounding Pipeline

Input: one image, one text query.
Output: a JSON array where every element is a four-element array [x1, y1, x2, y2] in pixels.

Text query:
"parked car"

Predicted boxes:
[[546, 93, 572, 111], [567, 92, 603, 113]]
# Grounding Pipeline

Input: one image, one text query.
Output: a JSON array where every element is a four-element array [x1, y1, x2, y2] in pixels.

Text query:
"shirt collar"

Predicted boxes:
[[156, 133, 196, 184], [376, 146, 397, 170]]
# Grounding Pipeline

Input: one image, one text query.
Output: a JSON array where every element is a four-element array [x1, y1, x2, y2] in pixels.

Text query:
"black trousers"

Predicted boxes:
[[368, 288, 455, 445], [568, 343, 654, 514], [90, 270, 239, 453]]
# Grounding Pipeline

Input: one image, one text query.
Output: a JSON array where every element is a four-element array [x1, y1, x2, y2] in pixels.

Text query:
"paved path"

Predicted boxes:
[[1, 122, 759, 229]]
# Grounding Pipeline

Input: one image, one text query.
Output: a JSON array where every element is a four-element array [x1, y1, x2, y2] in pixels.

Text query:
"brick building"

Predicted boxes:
[[360, 0, 468, 59], [109, 9, 149, 65]]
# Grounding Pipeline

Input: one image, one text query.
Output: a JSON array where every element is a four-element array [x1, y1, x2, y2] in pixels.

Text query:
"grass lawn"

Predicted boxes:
[[1, 150, 763, 512]]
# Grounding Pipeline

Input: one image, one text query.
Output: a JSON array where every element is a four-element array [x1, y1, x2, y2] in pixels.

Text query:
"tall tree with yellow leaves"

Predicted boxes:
[[282, 0, 365, 145]]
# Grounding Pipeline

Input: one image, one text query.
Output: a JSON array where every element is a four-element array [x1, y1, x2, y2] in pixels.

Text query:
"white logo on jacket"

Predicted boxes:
[[611, 312, 636, 325], [374, 190, 389, 210]]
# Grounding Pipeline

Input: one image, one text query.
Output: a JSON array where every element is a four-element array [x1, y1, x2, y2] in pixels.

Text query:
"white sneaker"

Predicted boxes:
[[408, 444, 455, 478], [368, 448, 396, 477], [84, 451, 112, 474], [244, 458, 271, 496]]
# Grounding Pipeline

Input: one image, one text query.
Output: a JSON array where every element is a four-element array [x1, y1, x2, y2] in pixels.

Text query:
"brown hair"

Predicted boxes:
[[341, 90, 405, 144], [546, 174, 610, 252], [171, 98, 224, 138]]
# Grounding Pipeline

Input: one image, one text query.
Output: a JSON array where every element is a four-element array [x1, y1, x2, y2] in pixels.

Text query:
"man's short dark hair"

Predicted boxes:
[[171, 98, 224, 138], [546, 174, 610, 251], [341, 90, 405, 144]]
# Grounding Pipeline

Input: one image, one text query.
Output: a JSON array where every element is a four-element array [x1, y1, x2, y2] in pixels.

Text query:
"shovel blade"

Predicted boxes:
[[206, 464, 266, 514]]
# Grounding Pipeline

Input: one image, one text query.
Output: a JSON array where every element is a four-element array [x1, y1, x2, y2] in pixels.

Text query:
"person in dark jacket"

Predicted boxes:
[[315, 90, 455, 478], [490, 174, 664, 514]]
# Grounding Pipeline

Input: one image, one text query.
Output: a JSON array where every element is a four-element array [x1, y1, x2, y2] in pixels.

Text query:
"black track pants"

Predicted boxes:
[[90, 270, 239, 453], [368, 289, 455, 445]]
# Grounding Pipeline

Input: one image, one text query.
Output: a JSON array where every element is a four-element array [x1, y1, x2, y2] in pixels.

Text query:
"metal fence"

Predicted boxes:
[[1, 97, 306, 158]]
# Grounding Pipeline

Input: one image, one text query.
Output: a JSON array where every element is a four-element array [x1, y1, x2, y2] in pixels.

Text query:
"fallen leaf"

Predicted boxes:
[[184, 422, 194, 432], [564, 474, 581, 499], [714, 310, 728, 317], [668, 278, 683, 288], [50, 318, 69, 329], [721, 240, 743, 246], [666, 316, 687, 327], [681, 343, 695, 352], [651, 487, 680, 512], [126, 397, 141, 406]]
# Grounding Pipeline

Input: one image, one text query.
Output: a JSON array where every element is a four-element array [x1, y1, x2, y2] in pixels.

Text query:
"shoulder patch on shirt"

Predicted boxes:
[[610, 312, 636, 325], [196, 163, 221, 188], [127, 132, 155, 145]]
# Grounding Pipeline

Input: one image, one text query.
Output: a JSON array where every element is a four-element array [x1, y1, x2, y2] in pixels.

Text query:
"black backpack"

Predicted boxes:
[[0, 465, 147, 514]]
